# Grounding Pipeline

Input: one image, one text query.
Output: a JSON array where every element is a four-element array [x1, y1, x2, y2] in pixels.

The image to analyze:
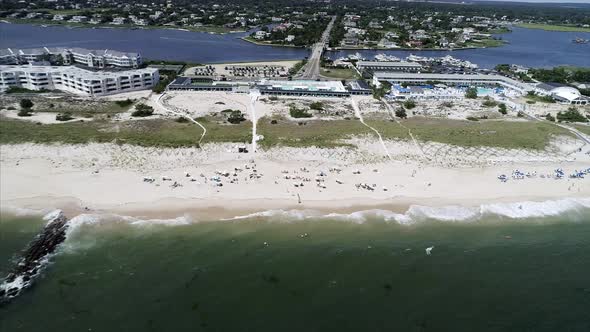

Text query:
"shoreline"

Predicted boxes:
[[0, 19, 247, 35], [2, 194, 589, 223], [516, 23, 590, 33], [240, 37, 307, 48]]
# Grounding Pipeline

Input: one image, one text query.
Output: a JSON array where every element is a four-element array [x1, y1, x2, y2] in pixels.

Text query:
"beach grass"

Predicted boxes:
[[572, 124, 590, 136], [257, 116, 370, 148], [0, 117, 251, 147], [0, 115, 574, 150], [517, 23, 590, 33], [367, 117, 573, 150]]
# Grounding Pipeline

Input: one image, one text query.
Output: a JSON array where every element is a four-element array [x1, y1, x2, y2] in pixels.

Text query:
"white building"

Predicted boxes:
[[111, 17, 127, 25], [1, 47, 143, 68], [0, 65, 159, 97], [69, 16, 88, 23], [548, 87, 588, 105]]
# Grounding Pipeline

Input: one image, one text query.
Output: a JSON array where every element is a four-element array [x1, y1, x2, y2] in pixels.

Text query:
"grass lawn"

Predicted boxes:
[[320, 67, 360, 80], [367, 118, 573, 150], [466, 38, 506, 48], [517, 23, 590, 33], [0, 117, 251, 147]]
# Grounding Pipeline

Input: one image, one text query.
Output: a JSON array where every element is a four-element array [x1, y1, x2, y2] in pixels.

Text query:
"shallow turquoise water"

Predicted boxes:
[[1, 212, 590, 331]]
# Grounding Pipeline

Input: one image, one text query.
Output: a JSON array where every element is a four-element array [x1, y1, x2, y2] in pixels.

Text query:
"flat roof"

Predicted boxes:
[[257, 80, 347, 92]]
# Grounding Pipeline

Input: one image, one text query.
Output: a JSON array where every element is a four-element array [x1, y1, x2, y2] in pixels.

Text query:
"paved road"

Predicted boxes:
[[295, 16, 336, 80]]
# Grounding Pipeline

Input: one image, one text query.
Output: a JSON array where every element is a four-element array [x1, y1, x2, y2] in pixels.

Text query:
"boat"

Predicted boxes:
[[374, 53, 400, 62], [573, 37, 589, 44]]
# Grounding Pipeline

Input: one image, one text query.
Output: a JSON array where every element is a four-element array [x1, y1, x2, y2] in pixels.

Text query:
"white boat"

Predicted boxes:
[[374, 53, 400, 62]]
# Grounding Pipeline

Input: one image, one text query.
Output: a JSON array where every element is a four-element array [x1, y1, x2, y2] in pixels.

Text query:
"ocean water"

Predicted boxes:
[[1, 203, 590, 332]]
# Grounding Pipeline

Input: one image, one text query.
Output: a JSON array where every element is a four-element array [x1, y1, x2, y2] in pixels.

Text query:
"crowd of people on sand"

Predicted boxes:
[[141, 160, 264, 190], [137, 162, 403, 195], [497, 168, 590, 182]]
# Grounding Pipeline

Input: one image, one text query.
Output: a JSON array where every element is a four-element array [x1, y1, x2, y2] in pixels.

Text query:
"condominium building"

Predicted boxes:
[[0, 47, 143, 68], [0, 65, 159, 97]]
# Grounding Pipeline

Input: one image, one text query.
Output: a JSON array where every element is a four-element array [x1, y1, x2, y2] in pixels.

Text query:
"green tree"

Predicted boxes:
[[465, 87, 478, 99], [403, 100, 416, 109], [395, 107, 407, 119], [20, 99, 33, 109]]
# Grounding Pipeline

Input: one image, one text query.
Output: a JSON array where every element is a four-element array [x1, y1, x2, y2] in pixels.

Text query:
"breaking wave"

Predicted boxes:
[[223, 197, 590, 225]]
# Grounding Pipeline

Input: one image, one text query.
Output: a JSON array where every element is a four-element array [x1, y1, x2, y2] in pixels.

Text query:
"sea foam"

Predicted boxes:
[[223, 197, 590, 225]]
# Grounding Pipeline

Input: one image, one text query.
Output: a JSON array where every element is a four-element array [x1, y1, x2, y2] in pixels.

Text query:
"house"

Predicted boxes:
[[368, 20, 383, 29], [378, 39, 398, 49], [254, 31, 268, 40], [69, 16, 88, 23], [342, 32, 360, 46], [111, 17, 127, 25], [285, 35, 295, 42]]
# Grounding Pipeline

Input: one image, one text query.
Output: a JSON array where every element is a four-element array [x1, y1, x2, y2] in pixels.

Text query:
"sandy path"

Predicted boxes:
[[156, 93, 207, 144], [351, 96, 392, 161]]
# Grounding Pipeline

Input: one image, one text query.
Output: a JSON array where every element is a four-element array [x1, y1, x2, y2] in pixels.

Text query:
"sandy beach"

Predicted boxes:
[[1, 138, 589, 220]]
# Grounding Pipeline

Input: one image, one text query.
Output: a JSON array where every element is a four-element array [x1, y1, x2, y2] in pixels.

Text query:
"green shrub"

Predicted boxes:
[[56, 112, 74, 121], [465, 87, 478, 99], [17, 109, 33, 117], [545, 113, 555, 122], [556, 108, 588, 123], [227, 110, 246, 124], [289, 106, 312, 118], [403, 100, 416, 109], [482, 98, 497, 107], [517, 111, 525, 118], [309, 101, 324, 110], [395, 107, 407, 119], [131, 104, 154, 117], [466, 116, 479, 121], [115, 98, 135, 107], [175, 117, 189, 123], [498, 103, 507, 115], [20, 99, 33, 109]]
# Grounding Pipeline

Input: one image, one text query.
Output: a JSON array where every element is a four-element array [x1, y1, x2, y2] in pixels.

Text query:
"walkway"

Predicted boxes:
[[350, 96, 392, 161], [249, 90, 261, 152], [156, 92, 207, 145]]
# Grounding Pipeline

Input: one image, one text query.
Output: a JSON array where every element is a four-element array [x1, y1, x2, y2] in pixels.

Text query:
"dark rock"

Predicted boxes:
[[1, 211, 69, 305]]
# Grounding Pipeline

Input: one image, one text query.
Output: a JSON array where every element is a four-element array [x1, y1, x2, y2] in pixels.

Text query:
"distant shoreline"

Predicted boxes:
[[516, 23, 590, 33], [0, 19, 247, 35]]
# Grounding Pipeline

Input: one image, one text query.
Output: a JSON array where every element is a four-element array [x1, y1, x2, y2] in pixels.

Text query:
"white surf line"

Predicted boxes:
[[156, 93, 207, 144], [350, 97, 392, 161], [248, 90, 261, 153], [380, 98, 427, 160]]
